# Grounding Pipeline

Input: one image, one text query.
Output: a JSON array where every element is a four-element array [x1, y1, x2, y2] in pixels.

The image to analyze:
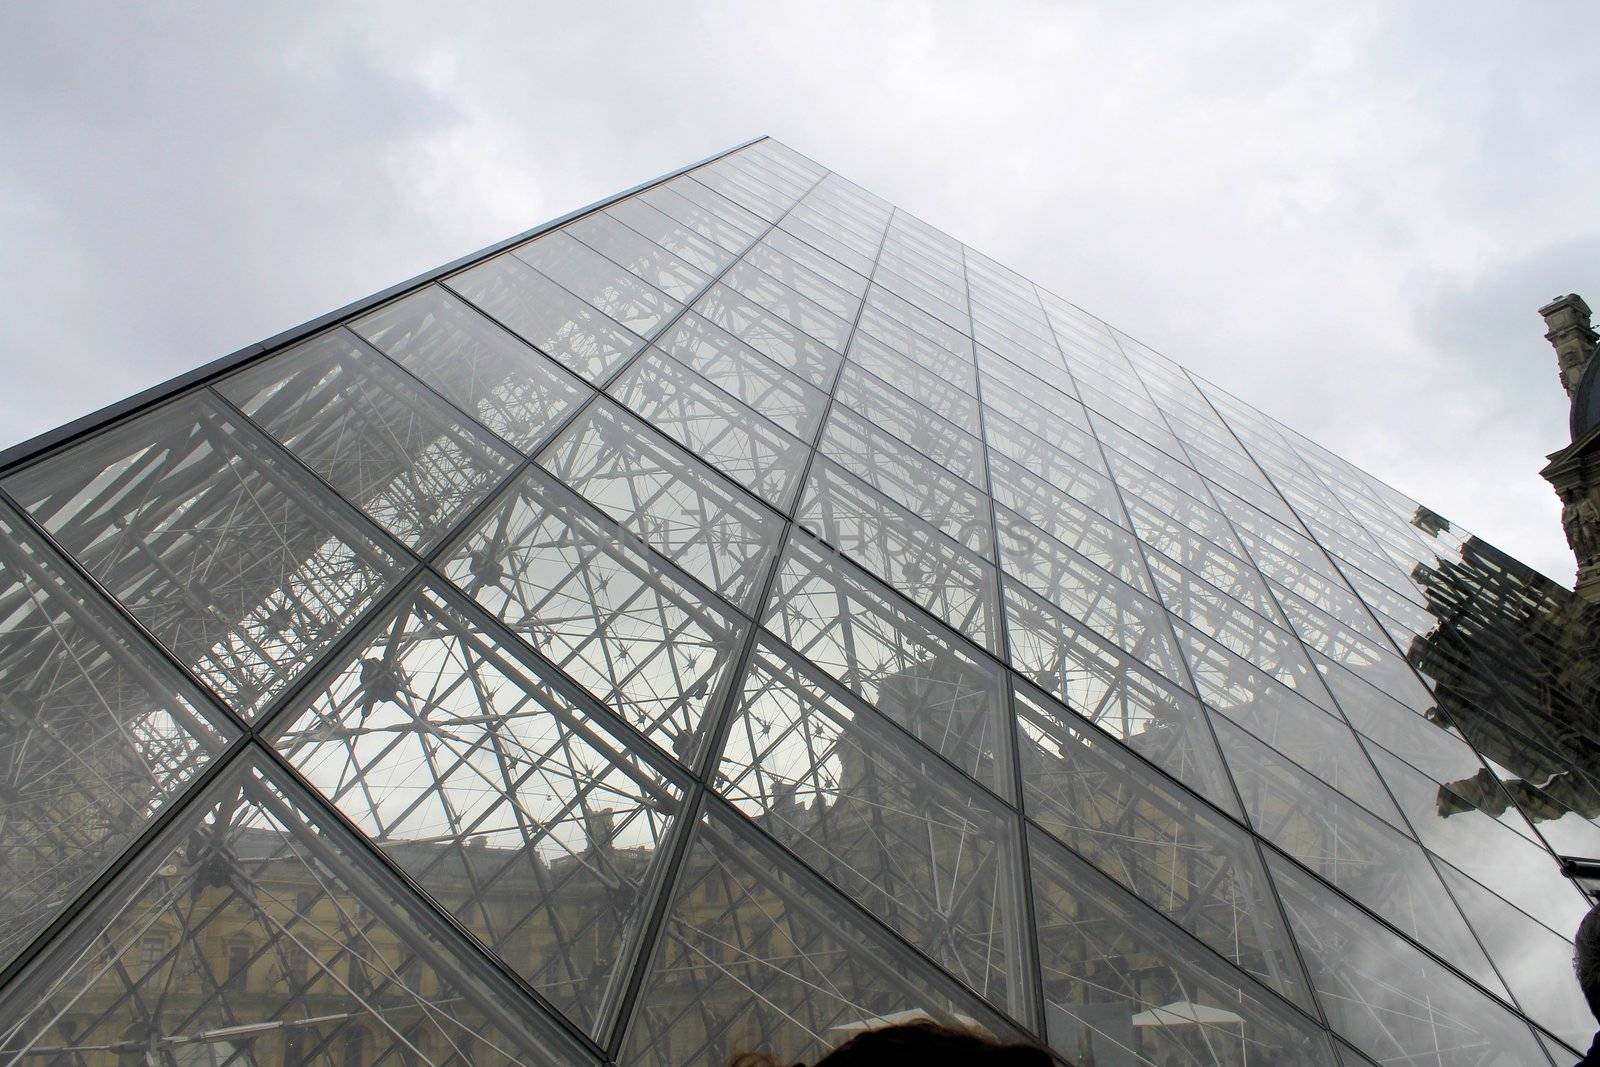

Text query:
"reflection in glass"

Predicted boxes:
[[274, 579, 685, 1037], [5, 392, 405, 716], [0, 504, 234, 973], [0, 757, 592, 1066], [620, 807, 1015, 1067], [441, 467, 745, 769]]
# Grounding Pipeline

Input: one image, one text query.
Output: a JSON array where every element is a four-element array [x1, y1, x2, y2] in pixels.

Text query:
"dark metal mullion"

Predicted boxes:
[[948, 241, 1049, 1037]]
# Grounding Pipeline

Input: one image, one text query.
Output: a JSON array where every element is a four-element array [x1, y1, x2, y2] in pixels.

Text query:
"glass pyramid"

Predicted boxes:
[[0, 136, 1595, 1067]]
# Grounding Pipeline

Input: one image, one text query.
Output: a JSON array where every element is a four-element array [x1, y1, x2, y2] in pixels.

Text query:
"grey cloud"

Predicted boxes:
[[2, 0, 1596, 583]]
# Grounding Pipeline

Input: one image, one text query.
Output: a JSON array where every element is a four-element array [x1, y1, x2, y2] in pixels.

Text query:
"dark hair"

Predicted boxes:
[[1578, 903, 1600, 1024], [727, 1020, 1052, 1067]]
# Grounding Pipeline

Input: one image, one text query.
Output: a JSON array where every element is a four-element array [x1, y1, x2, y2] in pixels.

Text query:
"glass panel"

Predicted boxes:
[[606, 196, 736, 275], [816, 403, 993, 556], [566, 211, 712, 301], [1014, 684, 1310, 1010], [0, 756, 592, 1066], [991, 471, 1144, 590], [720, 261, 854, 353], [693, 284, 841, 390], [352, 285, 592, 454], [717, 639, 1029, 1016], [0, 503, 234, 973], [619, 806, 1016, 1067], [609, 350, 809, 511], [1172, 621, 1403, 826], [832, 363, 986, 487], [448, 252, 643, 382], [1367, 746, 1589, 936], [441, 467, 745, 768], [1268, 851, 1549, 1067], [538, 401, 783, 612], [762, 529, 1009, 793], [6, 392, 405, 717], [846, 331, 981, 430], [273, 579, 684, 1038], [219, 330, 518, 552], [797, 459, 999, 650], [656, 312, 828, 440], [638, 181, 761, 254], [1004, 581, 1238, 814], [1434, 861, 1594, 1050], [996, 511, 1185, 682], [1029, 829, 1333, 1066], [738, 241, 861, 320], [513, 231, 681, 336], [1211, 716, 1507, 996]]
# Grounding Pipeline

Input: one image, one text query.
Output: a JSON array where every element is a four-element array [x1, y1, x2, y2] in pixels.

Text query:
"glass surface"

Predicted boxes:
[[619, 806, 1015, 1067], [512, 231, 681, 337], [797, 458, 1000, 650], [717, 639, 1029, 1016], [0, 504, 234, 973], [762, 529, 1010, 792], [219, 330, 518, 552], [656, 312, 829, 439], [692, 283, 841, 390], [448, 252, 644, 383], [0, 756, 593, 1066], [273, 579, 683, 1038], [352, 285, 593, 453], [2, 137, 1593, 1064], [1268, 850, 1550, 1067], [608, 349, 809, 511], [5, 392, 406, 717], [816, 403, 993, 556], [440, 466, 745, 768], [538, 400, 784, 611], [1029, 829, 1333, 1066], [1013, 684, 1311, 1009], [566, 211, 712, 301]]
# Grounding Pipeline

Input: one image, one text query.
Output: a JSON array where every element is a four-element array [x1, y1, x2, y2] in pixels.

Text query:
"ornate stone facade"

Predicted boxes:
[[1540, 294, 1600, 600]]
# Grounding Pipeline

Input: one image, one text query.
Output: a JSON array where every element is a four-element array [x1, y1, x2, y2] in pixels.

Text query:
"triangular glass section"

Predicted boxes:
[[1029, 827, 1335, 1066], [440, 465, 746, 770], [0, 755, 592, 1066], [715, 637, 1029, 1017], [270, 578, 686, 1039], [0, 503, 235, 973], [1012, 680, 1311, 1011], [618, 805, 1019, 1067]]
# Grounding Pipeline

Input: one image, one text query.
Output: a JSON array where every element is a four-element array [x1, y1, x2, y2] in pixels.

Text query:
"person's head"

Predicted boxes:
[[728, 1020, 1051, 1067], [1578, 903, 1600, 1024]]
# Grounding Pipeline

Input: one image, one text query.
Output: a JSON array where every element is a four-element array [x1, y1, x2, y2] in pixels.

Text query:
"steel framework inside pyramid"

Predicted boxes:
[[0, 136, 1596, 1067]]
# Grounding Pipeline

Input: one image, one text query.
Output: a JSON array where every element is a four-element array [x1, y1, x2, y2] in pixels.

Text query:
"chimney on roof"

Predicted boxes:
[[1541, 294, 1598, 400]]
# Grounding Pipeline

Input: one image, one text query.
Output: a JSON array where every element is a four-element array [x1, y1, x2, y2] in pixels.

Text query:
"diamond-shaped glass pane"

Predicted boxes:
[[0, 503, 235, 973], [5, 392, 406, 716], [273, 579, 685, 1038]]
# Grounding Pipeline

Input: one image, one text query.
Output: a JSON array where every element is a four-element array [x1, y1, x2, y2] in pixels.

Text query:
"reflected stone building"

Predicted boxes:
[[0, 138, 1596, 1067]]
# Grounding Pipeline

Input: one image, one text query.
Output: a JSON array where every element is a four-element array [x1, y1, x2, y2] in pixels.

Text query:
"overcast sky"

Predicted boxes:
[[2, 2, 1596, 583]]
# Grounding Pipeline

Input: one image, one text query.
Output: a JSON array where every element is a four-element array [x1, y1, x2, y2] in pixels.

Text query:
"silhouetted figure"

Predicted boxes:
[[1578, 904, 1600, 1067], [727, 1020, 1051, 1067]]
